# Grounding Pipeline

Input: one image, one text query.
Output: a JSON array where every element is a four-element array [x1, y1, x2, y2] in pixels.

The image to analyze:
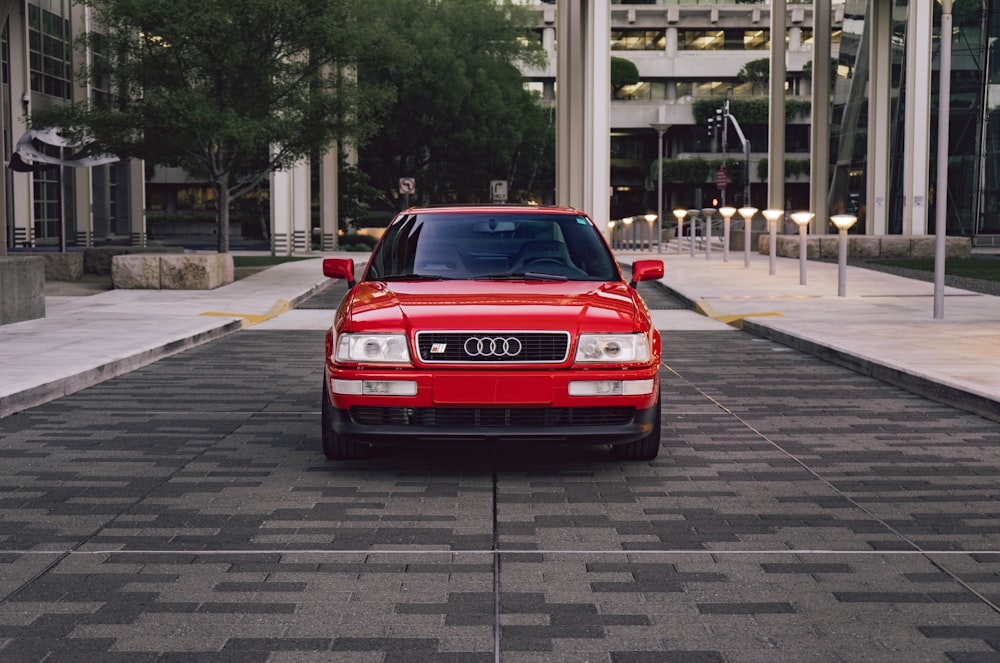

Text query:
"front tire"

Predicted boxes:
[[322, 379, 371, 460], [611, 397, 661, 461]]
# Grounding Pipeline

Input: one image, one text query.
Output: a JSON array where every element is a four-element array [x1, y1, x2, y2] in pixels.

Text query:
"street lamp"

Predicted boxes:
[[622, 216, 634, 250], [790, 211, 814, 285], [672, 208, 687, 255], [718, 206, 737, 263], [608, 220, 617, 249], [934, 0, 953, 319], [687, 208, 700, 257], [738, 206, 758, 268], [644, 213, 658, 252], [762, 209, 783, 276], [831, 214, 858, 296], [651, 122, 670, 254]]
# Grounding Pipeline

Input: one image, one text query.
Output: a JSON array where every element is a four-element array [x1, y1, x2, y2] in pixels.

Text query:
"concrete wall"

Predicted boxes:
[[0, 256, 45, 326]]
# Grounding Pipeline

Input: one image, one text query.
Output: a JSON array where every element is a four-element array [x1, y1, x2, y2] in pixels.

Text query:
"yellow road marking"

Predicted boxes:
[[200, 299, 289, 329], [694, 299, 782, 329]]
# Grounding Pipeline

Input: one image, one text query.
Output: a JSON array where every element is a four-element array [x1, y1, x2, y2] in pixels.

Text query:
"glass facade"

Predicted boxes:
[[829, 0, 994, 240]]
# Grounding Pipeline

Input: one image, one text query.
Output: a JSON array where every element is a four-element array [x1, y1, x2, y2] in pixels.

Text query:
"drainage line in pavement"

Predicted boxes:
[[661, 359, 1000, 617], [492, 459, 502, 663]]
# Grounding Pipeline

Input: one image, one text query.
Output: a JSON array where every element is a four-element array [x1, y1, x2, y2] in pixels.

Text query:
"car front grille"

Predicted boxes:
[[351, 406, 634, 427], [415, 331, 570, 363]]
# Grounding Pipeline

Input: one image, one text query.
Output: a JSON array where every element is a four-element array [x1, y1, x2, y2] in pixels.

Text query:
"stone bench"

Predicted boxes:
[[43, 252, 84, 281], [85, 245, 183, 275], [0, 256, 45, 325], [759, 234, 973, 260], [111, 253, 235, 290]]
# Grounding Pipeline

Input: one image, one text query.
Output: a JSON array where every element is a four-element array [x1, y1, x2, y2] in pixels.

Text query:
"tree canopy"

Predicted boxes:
[[358, 0, 553, 210], [611, 57, 640, 99], [30, 0, 395, 252]]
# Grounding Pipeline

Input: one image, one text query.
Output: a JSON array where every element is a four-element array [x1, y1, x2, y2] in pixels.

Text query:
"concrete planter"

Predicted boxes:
[[763, 235, 973, 260], [111, 253, 235, 290], [0, 256, 45, 325]]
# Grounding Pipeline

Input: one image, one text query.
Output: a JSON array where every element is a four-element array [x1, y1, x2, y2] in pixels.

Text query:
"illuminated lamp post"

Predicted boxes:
[[672, 209, 687, 255], [608, 220, 617, 249], [718, 206, 737, 263], [738, 206, 758, 268], [790, 211, 814, 285], [831, 214, 858, 296], [701, 207, 716, 259], [651, 122, 669, 253], [644, 213, 658, 252], [687, 208, 700, 257], [622, 217, 634, 249], [761, 209, 784, 276]]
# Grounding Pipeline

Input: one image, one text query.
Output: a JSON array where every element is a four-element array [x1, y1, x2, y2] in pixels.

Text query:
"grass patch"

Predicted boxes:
[[869, 257, 1000, 282], [232, 255, 314, 268]]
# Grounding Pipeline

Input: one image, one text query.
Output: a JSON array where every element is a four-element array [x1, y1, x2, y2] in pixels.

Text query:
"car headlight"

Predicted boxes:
[[336, 333, 411, 363], [575, 333, 650, 363]]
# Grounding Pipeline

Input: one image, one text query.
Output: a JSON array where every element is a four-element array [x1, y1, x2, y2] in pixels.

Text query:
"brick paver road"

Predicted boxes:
[[2, 286, 1000, 661]]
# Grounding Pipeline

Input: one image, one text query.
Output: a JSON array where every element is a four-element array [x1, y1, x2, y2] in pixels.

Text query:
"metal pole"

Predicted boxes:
[[934, 0, 952, 319], [799, 223, 808, 285], [838, 228, 849, 296]]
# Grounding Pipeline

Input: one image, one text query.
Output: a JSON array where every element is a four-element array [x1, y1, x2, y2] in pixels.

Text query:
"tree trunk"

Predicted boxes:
[[216, 180, 231, 253]]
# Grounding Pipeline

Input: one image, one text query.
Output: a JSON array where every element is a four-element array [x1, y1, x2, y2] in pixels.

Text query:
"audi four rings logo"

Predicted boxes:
[[463, 336, 523, 358]]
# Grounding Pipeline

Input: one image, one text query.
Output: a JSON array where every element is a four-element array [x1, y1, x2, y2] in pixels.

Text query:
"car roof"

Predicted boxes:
[[400, 204, 585, 216]]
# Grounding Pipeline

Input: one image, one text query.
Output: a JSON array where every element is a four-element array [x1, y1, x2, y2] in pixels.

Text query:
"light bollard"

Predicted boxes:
[[737, 206, 758, 268], [622, 217, 634, 250], [608, 220, 617, 250], [762, 209, 783, 276], [718, 206, 737, 263], [687, 209, 700, 257], [831, 214, 858, 296], [789, 211, 814, 285], [701, 207, 716, 259], [644, 213, 657, 252], [672, 209, 687, 255]]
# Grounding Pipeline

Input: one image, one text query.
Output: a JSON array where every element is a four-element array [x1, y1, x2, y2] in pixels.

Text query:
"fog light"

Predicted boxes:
[[569, 380, 623, 396], [362, 380, 417, 396]]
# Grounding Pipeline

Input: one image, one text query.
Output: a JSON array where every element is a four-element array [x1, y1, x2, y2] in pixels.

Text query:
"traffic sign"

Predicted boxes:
[[399, 177, 415, 195], [491, 180, 508, 202], [716, 168, 727, 190]]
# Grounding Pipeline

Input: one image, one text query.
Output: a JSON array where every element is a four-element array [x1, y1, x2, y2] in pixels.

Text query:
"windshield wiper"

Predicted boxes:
[[377, 274, 455, 281], [474, 272, 568, 282]]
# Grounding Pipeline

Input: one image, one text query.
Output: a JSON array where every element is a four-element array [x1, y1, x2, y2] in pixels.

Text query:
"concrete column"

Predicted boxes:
[[74, 167, 93, 247], [903, 1, 932, 235], [556, 0, 611, 232], [270, 168, 292, 255], [666, 27, 678, 56], [867, 0, 892, 235], [319, 146, 339, 252], [291, 161, 310, 253], [768, 0, 787, 210], [127, 159, 146, 247], [810, 0, 832, 233]]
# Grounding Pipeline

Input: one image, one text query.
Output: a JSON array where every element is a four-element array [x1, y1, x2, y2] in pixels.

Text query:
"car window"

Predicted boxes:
[[366, 212, 620, 282]]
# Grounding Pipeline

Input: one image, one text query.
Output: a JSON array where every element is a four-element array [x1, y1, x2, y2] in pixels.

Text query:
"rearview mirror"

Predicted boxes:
[[323, 258, 356, 287]]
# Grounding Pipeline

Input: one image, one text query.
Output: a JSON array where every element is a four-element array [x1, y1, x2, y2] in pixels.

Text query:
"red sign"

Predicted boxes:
[[716, 168, 727, 190]]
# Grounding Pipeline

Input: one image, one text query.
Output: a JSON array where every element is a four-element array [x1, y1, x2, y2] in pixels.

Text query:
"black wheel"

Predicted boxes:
[[322, 379, 371, 460], [611, 397, 661, 461]]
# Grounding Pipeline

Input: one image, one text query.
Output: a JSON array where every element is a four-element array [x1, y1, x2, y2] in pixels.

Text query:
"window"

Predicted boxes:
[[611, 30, 666, 51], [33, 143, 62, 240], [678, 30, 771, 51], [28, 3, 72, 99]]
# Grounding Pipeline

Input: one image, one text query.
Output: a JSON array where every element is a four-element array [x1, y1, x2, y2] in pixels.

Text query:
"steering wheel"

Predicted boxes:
[[522, 257, 567, 268]]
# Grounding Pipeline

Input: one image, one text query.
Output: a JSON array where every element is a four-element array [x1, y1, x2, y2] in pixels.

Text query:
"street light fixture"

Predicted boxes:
[[790, 211, 814, 285], [737, 206, 758, 268], [607, 220, 617, 249], [672, 208, 687, 255], [762, 209, 783, 276], [644, 213, 657, 252], [718, 206, 737, 263], [622, 216, 634, 250], [831, 214, 858, 296], [934, 0, 954, 319], [651, 122, 670, 254]]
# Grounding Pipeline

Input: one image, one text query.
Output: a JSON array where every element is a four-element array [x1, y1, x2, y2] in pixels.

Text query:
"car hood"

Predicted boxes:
[[337, 280, 648, 334]]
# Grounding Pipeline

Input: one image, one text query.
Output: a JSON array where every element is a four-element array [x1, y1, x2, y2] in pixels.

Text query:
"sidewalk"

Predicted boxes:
[[1, 247, 998, 421]]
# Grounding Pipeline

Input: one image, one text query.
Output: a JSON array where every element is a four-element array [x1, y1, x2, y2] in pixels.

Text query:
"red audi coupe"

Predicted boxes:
[[321, 205, 665, 460]]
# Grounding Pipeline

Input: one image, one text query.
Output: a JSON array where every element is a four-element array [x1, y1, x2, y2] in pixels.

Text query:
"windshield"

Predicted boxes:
[[365, 212, 621, 282]]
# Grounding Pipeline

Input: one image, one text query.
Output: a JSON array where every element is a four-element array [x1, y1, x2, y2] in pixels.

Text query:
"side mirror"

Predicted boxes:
[[629, 260, 664, 288], [323, 258, 356, 287]]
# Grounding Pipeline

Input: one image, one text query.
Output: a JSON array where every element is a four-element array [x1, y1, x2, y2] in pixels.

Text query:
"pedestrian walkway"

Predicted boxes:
[[1, 247, 998, 422]]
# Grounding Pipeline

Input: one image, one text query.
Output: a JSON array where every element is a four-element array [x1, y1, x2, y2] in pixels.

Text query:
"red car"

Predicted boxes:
[[321, 205, 664, 460]]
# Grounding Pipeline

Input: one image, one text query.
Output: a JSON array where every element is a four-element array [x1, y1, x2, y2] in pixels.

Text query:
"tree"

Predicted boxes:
[[358, 0, 553, 209], [737, 57, 770, 94], [30, 0, 395, 252], [611, 57, 640, 99]]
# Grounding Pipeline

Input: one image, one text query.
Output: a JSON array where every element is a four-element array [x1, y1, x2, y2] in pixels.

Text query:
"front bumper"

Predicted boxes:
[[325, 401, 660, 447]]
